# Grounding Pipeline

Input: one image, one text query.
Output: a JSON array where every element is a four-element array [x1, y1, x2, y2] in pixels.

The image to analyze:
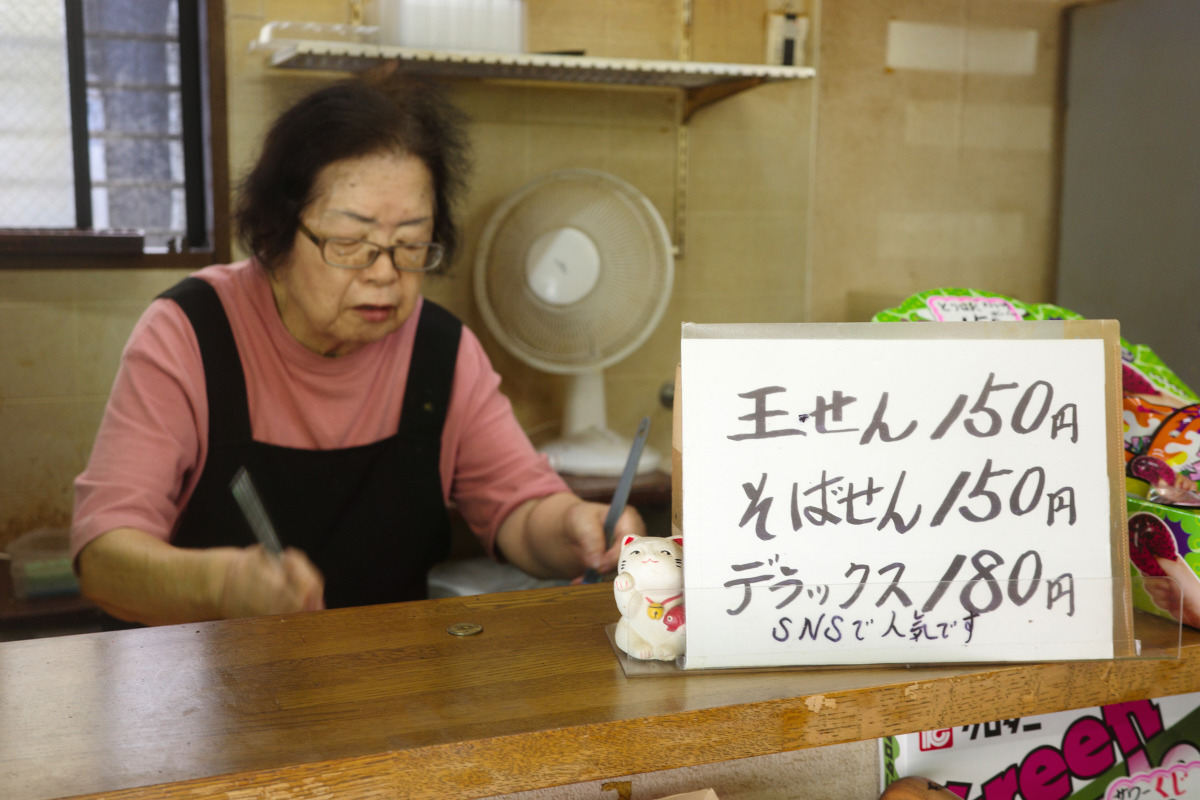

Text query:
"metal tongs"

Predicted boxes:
[[582, 416, 651, 584], [230, 466, 284, 560]]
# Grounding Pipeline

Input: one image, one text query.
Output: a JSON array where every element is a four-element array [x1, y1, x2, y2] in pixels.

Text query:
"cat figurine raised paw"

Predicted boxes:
[[613, 535, 685, 662]]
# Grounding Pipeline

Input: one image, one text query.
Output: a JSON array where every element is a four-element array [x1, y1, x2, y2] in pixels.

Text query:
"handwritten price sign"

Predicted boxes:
[[679, 321, 1125, 669]]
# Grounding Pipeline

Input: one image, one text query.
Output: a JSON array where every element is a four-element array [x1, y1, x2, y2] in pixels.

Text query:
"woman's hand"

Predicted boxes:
[[216, 545, 325, 619], [561, 499, 645, 579], [77, 527, 325, 626], [495, 492, 647, 581]]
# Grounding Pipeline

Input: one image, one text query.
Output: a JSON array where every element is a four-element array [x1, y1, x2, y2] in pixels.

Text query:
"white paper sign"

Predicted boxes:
[[680, 324, 1115, 669]]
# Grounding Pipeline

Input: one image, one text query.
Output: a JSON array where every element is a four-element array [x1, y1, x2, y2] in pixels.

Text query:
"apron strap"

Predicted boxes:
[[400, 299, 462, 444], [158, 277, 251, 444]]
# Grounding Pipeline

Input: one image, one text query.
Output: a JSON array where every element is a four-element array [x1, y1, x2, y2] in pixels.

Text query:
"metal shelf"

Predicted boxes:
[[264, 40, 814, 120], [260, 37, 815, 256]]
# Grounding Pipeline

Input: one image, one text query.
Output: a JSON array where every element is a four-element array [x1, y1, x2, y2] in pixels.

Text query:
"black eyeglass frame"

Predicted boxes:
[[296, 222, 445, 273]]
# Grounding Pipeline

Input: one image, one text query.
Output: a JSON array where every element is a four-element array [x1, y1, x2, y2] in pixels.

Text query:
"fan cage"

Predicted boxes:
[[475, 170, 674, 374]]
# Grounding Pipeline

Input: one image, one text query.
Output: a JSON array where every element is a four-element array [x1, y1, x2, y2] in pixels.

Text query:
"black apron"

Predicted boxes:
[[107, 276, 460, 626]]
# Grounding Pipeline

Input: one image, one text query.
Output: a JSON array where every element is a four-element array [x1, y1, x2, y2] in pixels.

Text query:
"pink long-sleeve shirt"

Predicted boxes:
[[71, 260, 567, 559]]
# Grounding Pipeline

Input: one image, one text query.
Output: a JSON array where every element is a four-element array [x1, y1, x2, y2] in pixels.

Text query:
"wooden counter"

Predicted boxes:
[[2, 584, 1198, 800]]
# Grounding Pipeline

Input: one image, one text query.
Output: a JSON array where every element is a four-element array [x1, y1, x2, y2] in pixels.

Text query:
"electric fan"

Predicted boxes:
[[474, 169, 674, 476]]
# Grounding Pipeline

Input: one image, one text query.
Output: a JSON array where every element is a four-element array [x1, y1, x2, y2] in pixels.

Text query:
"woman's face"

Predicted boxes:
[[271, 151, 436, 357]]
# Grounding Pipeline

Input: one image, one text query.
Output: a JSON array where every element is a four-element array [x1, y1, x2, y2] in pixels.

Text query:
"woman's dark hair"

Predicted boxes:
[[234, 75, 471, 273]]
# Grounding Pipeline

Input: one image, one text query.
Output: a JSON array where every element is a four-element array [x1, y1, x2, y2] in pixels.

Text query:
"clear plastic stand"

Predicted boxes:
[[1132, 573, 1188, 658], [606, 575, 1183, 677]]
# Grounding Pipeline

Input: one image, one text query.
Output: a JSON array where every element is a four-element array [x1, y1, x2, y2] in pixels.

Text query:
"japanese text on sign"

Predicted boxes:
[[680, 327, 1116, 669]]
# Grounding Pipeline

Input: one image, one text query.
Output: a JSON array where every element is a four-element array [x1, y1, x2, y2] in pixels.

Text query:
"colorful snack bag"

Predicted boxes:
[[1124, 395, 1176, 462], [1147, 405, 1200, 485]]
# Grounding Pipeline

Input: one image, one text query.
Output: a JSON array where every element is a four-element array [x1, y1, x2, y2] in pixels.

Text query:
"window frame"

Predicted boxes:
[[0, 0, 230, 269]]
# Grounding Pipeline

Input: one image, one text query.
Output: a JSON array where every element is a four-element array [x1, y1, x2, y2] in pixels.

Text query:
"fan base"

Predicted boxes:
[[540, 426, 662, 478]]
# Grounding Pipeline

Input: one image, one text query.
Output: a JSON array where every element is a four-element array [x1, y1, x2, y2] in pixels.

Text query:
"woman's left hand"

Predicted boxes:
[[563, 499, 647, 577], [496, 492, 646, 581]]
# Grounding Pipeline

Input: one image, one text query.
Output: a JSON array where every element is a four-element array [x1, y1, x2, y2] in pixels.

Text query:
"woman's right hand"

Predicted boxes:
[[77, 528, 325, 626], [216, 545, 325, 619]]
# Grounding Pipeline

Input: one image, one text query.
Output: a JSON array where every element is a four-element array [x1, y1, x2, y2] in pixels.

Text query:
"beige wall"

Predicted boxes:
[[812, 0, 1069, 324], [0, 268, 195, 544], [0, 0, 1072, 562]]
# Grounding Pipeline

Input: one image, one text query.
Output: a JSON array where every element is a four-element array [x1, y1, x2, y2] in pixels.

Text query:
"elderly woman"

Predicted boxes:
[[71, 76, 643, 626]]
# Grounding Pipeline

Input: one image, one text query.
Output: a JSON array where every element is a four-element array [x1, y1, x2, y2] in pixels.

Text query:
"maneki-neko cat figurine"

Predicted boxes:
[[613, 535, 685, 661]]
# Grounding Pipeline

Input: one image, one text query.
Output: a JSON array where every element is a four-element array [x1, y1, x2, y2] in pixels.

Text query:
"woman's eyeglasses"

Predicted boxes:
[[297, 222, 444, 273]]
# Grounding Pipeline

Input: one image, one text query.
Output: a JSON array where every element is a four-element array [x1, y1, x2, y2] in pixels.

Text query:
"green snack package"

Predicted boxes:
[[872, 288, 1198, 403]]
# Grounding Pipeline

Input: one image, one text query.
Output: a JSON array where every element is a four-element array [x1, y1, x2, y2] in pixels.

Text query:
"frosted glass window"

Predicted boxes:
[[0, 0, 75, 227], [0, 0, 196, 252]]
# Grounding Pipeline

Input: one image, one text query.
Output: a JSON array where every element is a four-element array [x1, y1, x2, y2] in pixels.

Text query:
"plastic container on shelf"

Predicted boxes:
[[365, 0, 525, 52], [7, 527, 79, 600], [250, 21, 380, 53]]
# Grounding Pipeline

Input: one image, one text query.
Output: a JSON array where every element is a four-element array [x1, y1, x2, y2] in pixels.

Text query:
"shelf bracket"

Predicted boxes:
[[683, 77, 766, 122]]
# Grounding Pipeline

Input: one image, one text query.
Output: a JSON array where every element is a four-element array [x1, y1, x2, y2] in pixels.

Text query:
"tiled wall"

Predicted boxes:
[[811, 0, 1071, 323], [0, 268, 192, 542], [1, 0, 1076, 573]]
